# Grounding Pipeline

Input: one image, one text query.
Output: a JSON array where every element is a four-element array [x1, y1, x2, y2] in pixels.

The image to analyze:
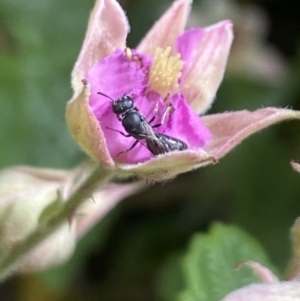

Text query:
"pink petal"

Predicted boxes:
[[179, 20, 233, 114], [137, 0, 191, 56], [87, 49, 151, 117], [118, 149, 215, 181], [236, 261, 279, 284], [291, 161, 300, 173], [203, 108, 300, 160], [72, 0, 129, 91], [176, 28, 204, 67], [66, 83, 115, 168], [166, 94, 211, 148], [222, 282, 300, 301]]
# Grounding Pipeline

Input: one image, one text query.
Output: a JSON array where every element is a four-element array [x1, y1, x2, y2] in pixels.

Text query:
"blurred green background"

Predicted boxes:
[[1, 0, 300, 300]]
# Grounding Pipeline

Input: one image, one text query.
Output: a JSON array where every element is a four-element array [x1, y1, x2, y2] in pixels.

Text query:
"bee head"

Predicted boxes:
[[112, 96, 134, 114]]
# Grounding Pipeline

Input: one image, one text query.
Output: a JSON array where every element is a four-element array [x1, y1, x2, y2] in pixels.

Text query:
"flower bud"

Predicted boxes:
[[222, 260, 299, 301], [222, 282, 300, 301], [0, 166, 75, 272]]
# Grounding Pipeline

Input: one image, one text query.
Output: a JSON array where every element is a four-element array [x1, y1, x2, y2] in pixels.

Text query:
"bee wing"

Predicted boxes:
[[146, 133, 188, 155]]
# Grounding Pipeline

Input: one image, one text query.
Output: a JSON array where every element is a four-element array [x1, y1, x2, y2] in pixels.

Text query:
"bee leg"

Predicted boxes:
[[117, 140, 139, 156], [152, 123, 161, 128], [148, 116, 161, 128], [148, 115, 156, 124], [106, 126, 131, 137]]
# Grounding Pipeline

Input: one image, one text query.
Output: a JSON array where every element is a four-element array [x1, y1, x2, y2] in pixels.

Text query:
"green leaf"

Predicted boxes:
[[156, 254, 185, 301], [179, 223, 276, 301]]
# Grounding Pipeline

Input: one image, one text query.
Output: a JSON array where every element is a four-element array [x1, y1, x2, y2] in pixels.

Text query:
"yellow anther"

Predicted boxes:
[[148, 47, 184, 99]]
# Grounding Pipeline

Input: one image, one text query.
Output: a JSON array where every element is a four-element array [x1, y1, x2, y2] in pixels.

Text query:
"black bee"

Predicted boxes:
[[97, 92, 188, 155]]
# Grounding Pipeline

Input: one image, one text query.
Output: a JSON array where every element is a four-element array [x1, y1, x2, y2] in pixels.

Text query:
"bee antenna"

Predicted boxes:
[[97, 91, 114, 101]]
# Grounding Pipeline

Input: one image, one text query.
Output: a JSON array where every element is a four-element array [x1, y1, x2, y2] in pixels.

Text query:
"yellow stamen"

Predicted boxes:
[[148, 47, 184, 99]]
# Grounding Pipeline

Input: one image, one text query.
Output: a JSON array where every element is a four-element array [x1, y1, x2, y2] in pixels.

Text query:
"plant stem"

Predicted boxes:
[[0, 165, 114, 281]]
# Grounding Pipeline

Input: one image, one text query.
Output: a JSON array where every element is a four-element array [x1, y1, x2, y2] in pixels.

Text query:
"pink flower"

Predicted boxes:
[[86, 46, 213, 164], [66, 0, 300, 181]]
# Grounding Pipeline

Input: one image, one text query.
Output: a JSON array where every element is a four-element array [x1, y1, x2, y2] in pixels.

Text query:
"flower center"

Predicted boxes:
[[148, 47, 184, 99]]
